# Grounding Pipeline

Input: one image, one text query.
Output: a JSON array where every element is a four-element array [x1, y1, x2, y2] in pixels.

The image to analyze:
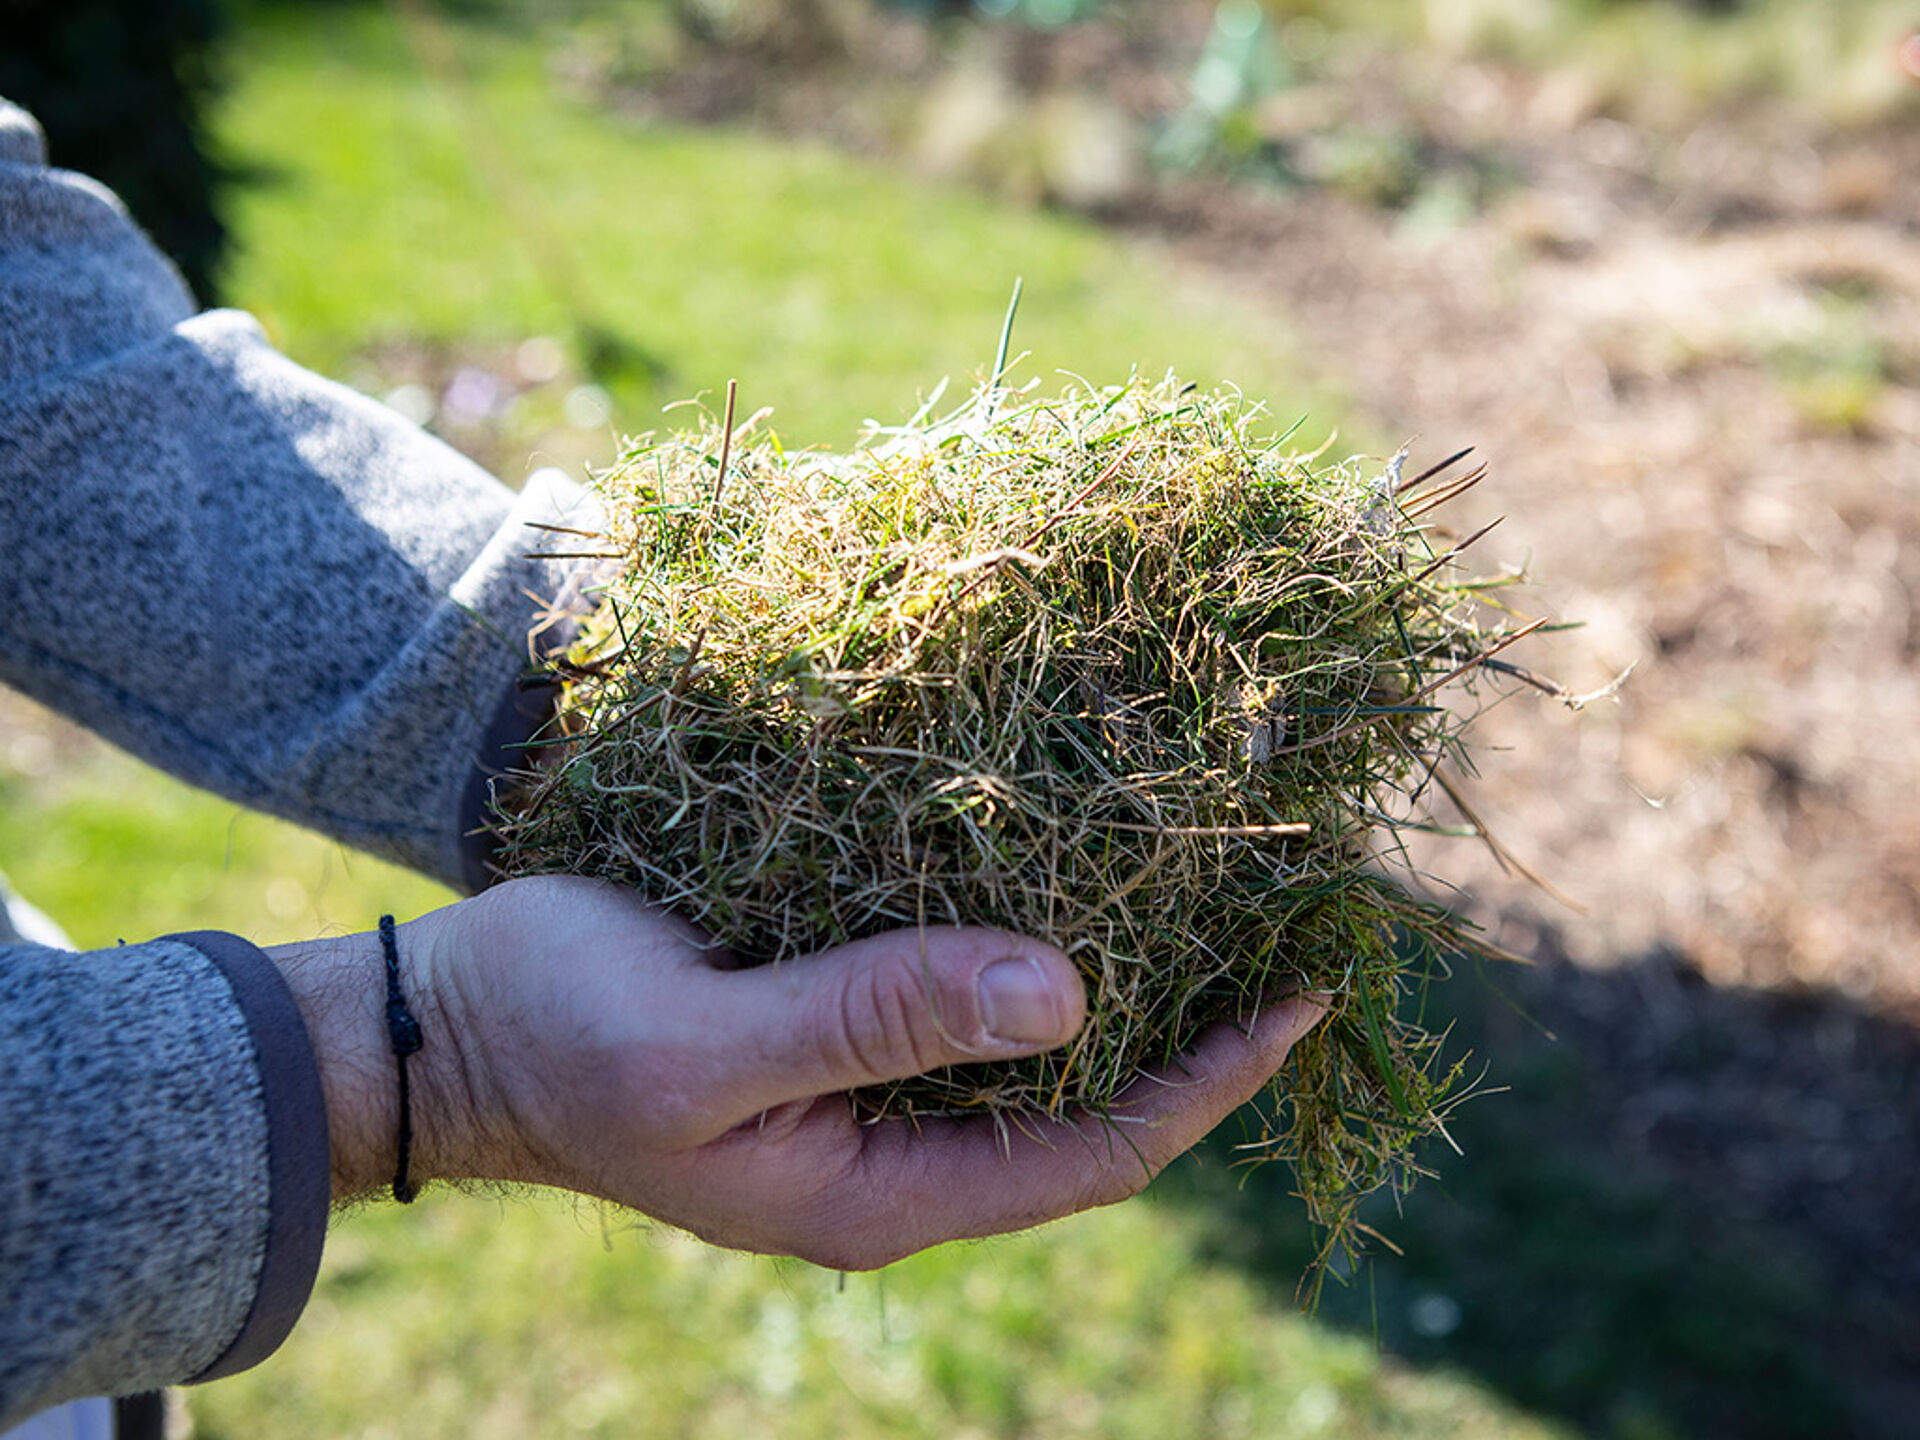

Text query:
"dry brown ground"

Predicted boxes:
[[1132, 94, 1920, 1021]]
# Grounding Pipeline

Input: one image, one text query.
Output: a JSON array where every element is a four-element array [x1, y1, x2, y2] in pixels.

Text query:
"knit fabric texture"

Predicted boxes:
[[0, 939, 270, 1426]]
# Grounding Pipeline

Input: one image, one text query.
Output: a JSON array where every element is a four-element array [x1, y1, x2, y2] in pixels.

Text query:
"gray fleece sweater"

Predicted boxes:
[[0, 97, 596, 1425]]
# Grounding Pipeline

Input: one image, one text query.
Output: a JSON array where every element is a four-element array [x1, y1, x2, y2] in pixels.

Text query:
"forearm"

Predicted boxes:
[[266, 913, 494, 1203]]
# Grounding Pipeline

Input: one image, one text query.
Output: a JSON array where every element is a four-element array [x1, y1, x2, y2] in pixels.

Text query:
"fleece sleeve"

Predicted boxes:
[[0, 933, 329, 1429], [0, 97, 600, 893]]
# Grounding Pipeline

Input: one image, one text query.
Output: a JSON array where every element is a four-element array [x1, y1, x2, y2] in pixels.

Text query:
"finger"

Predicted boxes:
[[790, 994, 1325, 1270], [1081, 994, 1328, 1177], [713, 927, 1088, 1117]]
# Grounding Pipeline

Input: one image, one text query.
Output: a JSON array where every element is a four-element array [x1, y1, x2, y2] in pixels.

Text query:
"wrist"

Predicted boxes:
[[267, 908, 485, 1201]]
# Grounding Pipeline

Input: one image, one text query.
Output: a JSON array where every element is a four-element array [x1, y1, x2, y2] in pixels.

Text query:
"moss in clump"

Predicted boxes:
[[494, 370, 1540, 1272]]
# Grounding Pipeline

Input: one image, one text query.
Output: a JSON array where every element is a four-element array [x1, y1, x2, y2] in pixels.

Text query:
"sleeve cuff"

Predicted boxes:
[[454, 485, 608, 895], [457, 670, 562, 896], [163, 930, 332, 1383]]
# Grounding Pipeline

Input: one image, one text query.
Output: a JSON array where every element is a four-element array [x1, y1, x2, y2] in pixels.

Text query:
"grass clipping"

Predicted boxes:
[[497, 373, 1535, 1263]]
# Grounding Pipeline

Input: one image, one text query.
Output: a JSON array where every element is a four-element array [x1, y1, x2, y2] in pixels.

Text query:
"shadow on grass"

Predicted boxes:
[[1156, 939, 1920, 1440]]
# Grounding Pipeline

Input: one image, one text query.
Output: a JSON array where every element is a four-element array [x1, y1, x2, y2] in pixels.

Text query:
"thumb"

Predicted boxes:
[[718, 927, 1087, 1112]]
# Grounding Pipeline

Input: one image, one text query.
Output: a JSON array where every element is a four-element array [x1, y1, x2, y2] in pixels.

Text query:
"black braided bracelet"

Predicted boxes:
[[379, 914, 424, 1203]]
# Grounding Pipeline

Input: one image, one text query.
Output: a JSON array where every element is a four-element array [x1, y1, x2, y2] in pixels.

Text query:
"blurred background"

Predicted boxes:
[[3, 0, 1918, 1435]]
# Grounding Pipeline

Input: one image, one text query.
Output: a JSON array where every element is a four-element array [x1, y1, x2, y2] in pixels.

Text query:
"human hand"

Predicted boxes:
[[272, 877, 1323, 1270]]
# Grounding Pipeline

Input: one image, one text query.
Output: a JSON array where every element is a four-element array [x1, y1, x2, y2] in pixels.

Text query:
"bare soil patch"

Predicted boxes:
[[1129, 106, 1920, 1019]]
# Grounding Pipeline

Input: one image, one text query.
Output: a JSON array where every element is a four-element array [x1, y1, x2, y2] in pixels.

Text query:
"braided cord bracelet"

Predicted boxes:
[[378, 914, 424, 1203]]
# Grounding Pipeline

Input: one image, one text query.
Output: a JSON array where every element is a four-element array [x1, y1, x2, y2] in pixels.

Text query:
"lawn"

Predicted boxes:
[[1, 1, 1567, 1436], [217, 0, 1353, 461], [192, 1191, 1566, 1440]]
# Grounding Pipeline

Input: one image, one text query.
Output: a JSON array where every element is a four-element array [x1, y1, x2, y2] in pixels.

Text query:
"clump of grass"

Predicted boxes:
[[495, 368, 1542, 1272]]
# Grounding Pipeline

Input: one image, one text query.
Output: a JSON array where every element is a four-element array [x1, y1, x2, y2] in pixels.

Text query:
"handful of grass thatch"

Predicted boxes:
[[496, 370, 1539, 1265]]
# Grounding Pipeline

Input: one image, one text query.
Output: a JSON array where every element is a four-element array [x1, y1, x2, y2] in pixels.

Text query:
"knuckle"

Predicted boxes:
[[818, 960, 942, 1083]]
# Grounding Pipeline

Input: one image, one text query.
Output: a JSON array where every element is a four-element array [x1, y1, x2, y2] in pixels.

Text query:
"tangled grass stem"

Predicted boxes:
[[494, 371, 1542, 1270]]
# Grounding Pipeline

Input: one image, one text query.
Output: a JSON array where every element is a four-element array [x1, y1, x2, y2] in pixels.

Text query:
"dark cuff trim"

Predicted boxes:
[[457, 671, 561, 896], [165, 930, 331, 1384]]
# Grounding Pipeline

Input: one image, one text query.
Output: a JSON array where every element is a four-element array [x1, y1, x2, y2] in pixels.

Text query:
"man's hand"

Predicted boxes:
[[272, 877, 1323, 1270]]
